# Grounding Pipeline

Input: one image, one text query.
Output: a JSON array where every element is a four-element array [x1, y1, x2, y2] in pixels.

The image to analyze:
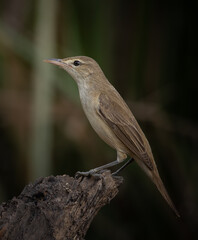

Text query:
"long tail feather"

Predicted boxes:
[[152, 171, 180, 218]]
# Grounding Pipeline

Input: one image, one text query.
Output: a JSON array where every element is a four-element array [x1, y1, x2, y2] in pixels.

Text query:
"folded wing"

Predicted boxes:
[[97, 93, 153, 170]]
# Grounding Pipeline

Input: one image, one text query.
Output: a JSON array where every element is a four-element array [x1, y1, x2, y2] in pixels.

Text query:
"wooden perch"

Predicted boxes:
[[0, 170, 123, 240]]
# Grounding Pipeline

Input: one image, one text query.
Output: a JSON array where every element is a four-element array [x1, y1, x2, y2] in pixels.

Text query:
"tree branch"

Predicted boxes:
[[0, 170, 123, 240]]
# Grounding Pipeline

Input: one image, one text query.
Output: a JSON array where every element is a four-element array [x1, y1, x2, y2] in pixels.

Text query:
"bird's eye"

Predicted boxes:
[[73, 60, 81, 66]]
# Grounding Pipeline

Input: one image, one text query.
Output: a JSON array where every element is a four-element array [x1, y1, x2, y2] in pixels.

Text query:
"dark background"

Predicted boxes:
[[0, 0, 197, 239]]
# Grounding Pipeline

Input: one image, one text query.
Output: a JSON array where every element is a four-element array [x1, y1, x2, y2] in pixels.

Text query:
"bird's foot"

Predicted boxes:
[[75, 169, 106, 179]]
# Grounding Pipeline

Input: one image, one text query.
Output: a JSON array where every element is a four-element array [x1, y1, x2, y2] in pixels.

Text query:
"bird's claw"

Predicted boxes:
[[75, 169, 106, 179], [75, 171, 91, 178], [111, 170, 120, 176]]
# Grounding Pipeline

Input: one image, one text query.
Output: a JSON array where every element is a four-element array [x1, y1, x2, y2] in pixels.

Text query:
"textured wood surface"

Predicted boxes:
[[0, 171, 123, 240]]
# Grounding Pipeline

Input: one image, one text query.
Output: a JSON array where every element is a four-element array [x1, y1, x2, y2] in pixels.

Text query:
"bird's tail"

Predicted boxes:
[[152, 171, 180, 218]]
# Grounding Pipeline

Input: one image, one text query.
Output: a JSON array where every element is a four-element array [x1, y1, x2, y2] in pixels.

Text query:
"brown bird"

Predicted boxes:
[[44, 56, 180, 217]]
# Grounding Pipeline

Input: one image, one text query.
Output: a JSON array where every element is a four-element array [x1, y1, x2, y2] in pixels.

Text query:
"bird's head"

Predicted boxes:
[[44, 56, 103, 84]]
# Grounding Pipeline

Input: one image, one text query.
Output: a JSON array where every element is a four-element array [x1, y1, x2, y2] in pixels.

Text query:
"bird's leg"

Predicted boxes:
[[75, 160, 121, 178], [112, 158, 134, 176]]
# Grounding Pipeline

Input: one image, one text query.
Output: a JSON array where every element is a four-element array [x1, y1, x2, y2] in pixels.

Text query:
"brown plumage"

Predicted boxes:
[[44, 56, 180, 217]]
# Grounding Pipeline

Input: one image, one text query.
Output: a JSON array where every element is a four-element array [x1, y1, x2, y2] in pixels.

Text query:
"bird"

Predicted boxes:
[[44, 56, 180, 217]]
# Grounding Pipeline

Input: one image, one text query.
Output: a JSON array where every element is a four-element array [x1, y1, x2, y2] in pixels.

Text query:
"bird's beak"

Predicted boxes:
[[43, 58, 65, 67]]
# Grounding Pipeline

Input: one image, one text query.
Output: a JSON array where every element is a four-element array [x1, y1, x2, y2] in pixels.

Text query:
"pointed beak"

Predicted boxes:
[[43, 58, 65, 67]]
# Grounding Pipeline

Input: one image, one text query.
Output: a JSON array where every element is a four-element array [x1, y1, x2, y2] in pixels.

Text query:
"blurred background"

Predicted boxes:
[[0, 0, 197, 239]]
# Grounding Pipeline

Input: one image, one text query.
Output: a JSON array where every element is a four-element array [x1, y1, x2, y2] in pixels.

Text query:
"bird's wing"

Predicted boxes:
[[97, 93, 153, 170]]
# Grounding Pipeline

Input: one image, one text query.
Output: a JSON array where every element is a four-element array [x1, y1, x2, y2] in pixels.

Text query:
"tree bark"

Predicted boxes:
[[0, 170, 123, 240]]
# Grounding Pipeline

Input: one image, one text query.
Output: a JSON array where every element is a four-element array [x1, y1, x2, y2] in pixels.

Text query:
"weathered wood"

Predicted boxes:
[[0, 170, 123, 240]]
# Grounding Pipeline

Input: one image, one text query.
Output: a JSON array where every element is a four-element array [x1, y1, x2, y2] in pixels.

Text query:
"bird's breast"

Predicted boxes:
[[79, 88, 125, 151]]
